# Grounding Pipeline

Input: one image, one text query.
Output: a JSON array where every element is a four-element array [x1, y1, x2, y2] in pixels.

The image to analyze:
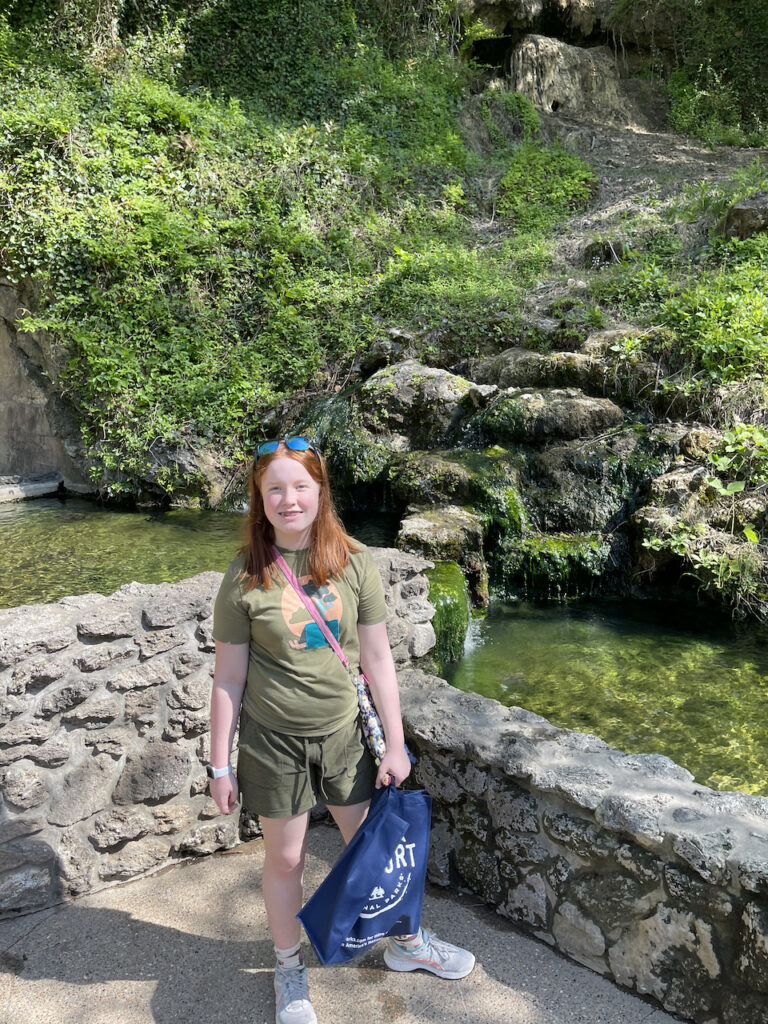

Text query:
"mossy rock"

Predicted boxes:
[[495, 532, 611, 600], [397, 503, 489, 607], [472, 388, 624, 445], [426, 561, 470, 668], [295, 388, 392, 487], [388, 447, 526, 538]]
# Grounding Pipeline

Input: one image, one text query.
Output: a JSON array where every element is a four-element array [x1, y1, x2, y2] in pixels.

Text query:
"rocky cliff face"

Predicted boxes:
[[0, 279, 89, 490]]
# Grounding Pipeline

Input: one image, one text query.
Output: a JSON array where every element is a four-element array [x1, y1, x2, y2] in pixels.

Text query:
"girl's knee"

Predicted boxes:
[[264, 846, 306, 877]]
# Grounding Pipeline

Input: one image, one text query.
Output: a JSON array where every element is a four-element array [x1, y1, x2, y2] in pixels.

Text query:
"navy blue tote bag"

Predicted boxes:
[[298, 783, 432, 965]]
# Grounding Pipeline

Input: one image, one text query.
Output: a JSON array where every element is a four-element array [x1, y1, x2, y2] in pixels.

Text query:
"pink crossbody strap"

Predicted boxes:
[[271, 547, 351, 668]]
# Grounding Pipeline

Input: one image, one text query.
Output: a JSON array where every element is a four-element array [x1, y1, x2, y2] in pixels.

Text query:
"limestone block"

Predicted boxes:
[[62, 696, 122, 728], [0, 606, 77, 668], [124, 689, 161, 731], [107, 660, 173, 691], [545, 856, 572, 895], [77, 607, 138, 641], [0, 866, 53, 912], [152, 805, 194, 834], [27, 738, 70, 768], [0, 694, 26, 727], [415, 756, 462, 805], [47, 754, 120, 827], [0, 720, 56, 748], [570, 872, 652, 934], [167, 676, 210, 712], [113, 743, 191, 804], [738, 854, 768, 896], [97, 837, 168, 881], [672, 828, 732, 885], [495, 831, 550, 865], [402, 597, 435, 625], [426, 820, 453, 887], [9, 654, 69, 694], [85, 728, 134, 758], [530, 762, 612, 811], [457, 761, 489, 799], [608, 905, 721, 1016], [57, 828, 98, 896], [1, 764, 48, 809], [553, 900, 606, 964], [544, 810, 618, 859], [503, 873, 549, 929], [736, 901, 768, 994], [89, 808, 152, 850], [721, 990, 768, 1024], [398, 577, 429, 602], [0, 847, 23, 871], [141, 591, 213, 629], [615, 843, 664, 885], [407, 622, 436, 659], [665, 866, 733, 919], [454, 801, 491, 844], [596, 794, 667, 846], [195, 618, 215, 652], [37, 678, 99, 718], [384, 616, 408, 648], [0, 817, 45, 842], [456, 840, 502, 905], [163, 708, 209, 740], [173, 820, 238, 855], [74, 644, 135, 673], [137, 626, 188, 661], [609, 751, 694, 783], [170, 649, 206, 678]]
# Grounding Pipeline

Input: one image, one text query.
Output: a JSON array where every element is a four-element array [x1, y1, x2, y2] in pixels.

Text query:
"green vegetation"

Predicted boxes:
[[425, 560, 470, 667], [497, 143, 596, 230], [496, 533, 611, 600], [590, 160, 768, 421], [612, 0, 768, 146], [0, 2, 593, 499]]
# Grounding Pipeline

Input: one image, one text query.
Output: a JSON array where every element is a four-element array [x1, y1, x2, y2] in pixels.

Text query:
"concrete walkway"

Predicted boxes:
[[1, 823, 679, 1024]]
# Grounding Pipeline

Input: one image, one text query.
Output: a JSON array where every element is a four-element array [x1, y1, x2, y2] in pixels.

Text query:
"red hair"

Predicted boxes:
[[239, 443, 359, 591]]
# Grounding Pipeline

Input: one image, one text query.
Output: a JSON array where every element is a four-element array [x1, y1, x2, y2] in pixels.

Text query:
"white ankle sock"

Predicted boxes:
[[275, 942, 303, 970]]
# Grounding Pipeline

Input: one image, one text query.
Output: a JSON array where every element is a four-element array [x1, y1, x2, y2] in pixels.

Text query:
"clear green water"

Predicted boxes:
[[0, 498, 246, 608], [444, 600, 768, 795], [0, 498, 398, 608]]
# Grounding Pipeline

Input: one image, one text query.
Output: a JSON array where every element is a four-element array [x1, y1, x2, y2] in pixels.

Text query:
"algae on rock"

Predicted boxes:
[[425, 561, 471, 668]]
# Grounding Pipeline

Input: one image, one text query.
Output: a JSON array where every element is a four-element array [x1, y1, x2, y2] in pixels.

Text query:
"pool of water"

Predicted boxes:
[[0, 497, 399, 608], [443, 599, 768, 795]]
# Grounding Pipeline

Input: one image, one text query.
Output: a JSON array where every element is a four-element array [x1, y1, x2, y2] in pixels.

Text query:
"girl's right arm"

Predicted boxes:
[[209, 640, 249, 814]]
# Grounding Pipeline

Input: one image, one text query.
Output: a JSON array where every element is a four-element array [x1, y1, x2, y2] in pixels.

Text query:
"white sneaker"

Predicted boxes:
[[384, 928, 476, 980], [274, 963, 317, 1024]]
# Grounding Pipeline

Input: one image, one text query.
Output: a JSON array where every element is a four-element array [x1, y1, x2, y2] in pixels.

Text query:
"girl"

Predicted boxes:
[[208, 436, 474, 1024]]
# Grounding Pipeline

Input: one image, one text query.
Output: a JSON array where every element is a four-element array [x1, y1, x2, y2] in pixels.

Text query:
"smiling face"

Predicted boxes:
[[259, 454, 321, 550]]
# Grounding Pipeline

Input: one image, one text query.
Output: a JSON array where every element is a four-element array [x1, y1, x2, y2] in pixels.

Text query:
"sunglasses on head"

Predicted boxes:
[[254, 436, 321, 461]]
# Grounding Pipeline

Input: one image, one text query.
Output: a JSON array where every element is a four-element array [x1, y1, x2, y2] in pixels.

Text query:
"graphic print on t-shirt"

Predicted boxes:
[[282, 575, 342, 651]]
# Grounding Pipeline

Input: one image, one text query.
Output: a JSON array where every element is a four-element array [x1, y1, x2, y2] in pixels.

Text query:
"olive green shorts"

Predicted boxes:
[[236, 711, 377, 818]]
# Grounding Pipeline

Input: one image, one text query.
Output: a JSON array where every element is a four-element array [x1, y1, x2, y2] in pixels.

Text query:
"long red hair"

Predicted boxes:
[[240, 443, 359, 590]]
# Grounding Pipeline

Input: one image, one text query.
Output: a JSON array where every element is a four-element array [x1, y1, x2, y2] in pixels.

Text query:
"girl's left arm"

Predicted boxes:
[[358, 620, 412, 787]]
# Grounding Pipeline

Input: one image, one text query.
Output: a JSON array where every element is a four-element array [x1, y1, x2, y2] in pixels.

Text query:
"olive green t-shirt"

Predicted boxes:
[[213, 545, 388, 736]]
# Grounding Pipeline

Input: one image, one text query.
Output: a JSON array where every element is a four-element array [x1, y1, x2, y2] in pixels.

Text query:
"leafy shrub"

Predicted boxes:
[[496, 142, 596, 229]]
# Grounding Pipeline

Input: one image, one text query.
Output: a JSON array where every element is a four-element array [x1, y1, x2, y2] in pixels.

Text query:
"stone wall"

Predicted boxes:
[[0, 550, 435, 915], [398, 669, 768, 1024], [5, 557, 768, 1023]]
